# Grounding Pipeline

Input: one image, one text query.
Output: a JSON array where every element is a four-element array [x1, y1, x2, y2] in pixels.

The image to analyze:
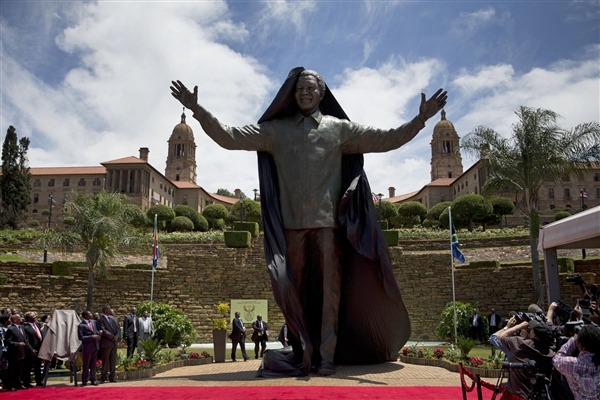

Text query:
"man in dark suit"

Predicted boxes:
[[229, 311, 248, 362], [488, 308, 501, 335], [78, 310, 101, 386], [251, 315, 269, 359], [469, 309, 484, 343], [4, 313, 32, 391], [123, 307, 139, 358], [22, 311, 43, 387], [97, 306, 120, 383]]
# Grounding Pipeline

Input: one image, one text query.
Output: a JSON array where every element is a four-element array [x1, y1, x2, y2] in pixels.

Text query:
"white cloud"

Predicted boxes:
[[451, 6, 498, 37]]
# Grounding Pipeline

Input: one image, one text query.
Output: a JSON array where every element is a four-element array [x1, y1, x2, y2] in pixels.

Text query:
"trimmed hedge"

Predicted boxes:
[[51, 261, 86, 275], [467, 260, 501, 269], [125, 264, 153, 270], [224, 231, 251, 248], [382, 230, 399, 247], [232, 221, 259, 237], [558, 257, 575, 273]]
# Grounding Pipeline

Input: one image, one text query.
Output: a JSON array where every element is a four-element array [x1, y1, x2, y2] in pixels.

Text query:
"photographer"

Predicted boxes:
[[553, 325, 600, 400], [497, 319, 555, 400]]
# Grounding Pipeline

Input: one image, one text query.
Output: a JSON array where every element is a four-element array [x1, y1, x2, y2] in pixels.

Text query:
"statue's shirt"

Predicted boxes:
[[194, 109, 424, 229]]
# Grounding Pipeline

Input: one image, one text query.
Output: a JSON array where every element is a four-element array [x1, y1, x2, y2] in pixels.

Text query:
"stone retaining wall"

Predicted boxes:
[[0, 237, 597, 341]]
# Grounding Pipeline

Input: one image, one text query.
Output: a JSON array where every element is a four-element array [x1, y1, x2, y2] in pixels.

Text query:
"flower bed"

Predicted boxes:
[[76, 357, 213, 383], [399, 346, 502, 379]]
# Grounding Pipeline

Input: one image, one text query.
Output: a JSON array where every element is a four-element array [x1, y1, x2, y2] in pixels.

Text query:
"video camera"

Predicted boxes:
[[514, 311, 546, 324]]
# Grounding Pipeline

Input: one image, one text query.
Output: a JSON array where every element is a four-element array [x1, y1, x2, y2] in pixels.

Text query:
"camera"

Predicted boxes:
[[515, 311, 546, 324]]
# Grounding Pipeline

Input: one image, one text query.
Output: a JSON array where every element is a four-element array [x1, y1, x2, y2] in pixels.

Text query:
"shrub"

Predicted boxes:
[[174, 205, 207, 232], [557, 257, 575, 273], [137, 301, 196, 347], [63, 216, 75, 225], [212, 302, 230, 330], [202, 204, 229, 230], [458, 337, 476, 359], [224, 231, 251, 248], [436, 301, 474, 340], [229, 199, 262, 228], [147, 205, 176, 229], [554, 210, 571, 221], [232, 221, 259, 237], [169, 216, 194, 232], [433, 348, 445, 359], [29, 219, 40, 227], [51, 261, 86, 275], [396, 201, 427, 227]]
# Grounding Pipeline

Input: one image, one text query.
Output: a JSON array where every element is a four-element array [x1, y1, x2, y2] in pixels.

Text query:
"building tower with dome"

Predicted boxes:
[[165, 110, 197, 183], [430, 110, 463, 181]]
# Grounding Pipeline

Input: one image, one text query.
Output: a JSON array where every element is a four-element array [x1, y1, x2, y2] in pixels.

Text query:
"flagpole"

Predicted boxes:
[[449, 207, 458, 345], [150, 213, 157, 317]]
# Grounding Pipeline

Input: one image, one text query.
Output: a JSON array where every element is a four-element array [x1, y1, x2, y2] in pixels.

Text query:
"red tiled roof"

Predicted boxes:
[[172, 181, 201, 189], [386, 191, 419, 203], [426, 178, 456, 187], [209, 193, 238, 205], [101, 156, 146, 165], [30, 166, 106, 175]]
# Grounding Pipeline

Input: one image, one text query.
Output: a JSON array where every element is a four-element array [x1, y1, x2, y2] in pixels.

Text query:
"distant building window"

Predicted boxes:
[[33, 193, 39, 204], [78, 178, 86, 186], [448, 172, 452, 178], [93, 178, 102, 186], [176, 144, 185, 157], [466, 180, 468, 187], [548, 188, 554, 199], [597, 188, 600, 199], [160, 183, 163, 190], [594, 173, 600, 182], [33, 179, 41, 187], [48, 179, 55, 187], [63, 178, 70, 187], [564, 188, 570, 199], [175, 174, 180, 181], [550, 204, 555, 210]]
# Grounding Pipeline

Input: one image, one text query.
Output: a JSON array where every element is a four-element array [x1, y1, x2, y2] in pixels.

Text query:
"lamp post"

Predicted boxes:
[[239, 199, 244, 225], [377, 193, 383, 222], [43, 194, 54, 263], [580, 188, 587, 211], [253, 188, 258, 201]]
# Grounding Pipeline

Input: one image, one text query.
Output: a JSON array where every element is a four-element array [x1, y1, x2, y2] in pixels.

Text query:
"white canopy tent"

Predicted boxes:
[[538, 205, 600, 302]]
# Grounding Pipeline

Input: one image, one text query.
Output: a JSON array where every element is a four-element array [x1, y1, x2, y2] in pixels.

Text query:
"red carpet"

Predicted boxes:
[[1, 385, 465, 399]]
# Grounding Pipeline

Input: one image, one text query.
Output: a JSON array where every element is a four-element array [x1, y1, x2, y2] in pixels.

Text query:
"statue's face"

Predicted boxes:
[[295, 75, 323, 116]]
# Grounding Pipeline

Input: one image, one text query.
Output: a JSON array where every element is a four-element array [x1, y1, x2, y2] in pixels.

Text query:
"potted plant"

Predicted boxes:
[[212, 302, 230, 363]]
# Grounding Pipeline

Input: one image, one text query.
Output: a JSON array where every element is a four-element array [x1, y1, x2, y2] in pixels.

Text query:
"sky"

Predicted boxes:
[[1, 0, 599, 199]]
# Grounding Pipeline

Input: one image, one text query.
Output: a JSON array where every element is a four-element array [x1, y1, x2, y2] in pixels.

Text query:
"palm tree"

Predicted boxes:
[[48, 191, 147, 309], [461, 106, 600, 303]]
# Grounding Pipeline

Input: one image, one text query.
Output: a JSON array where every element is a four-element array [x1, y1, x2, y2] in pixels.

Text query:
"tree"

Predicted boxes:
[[461, 106, 600, 303], [491, 197, 515, 227], [50, 191, 144, 310], [146, 204, 176, 229], [229, 198, 262, 227], [424, 201, 452, 228], [449, 194, 493, 232], [395, 201, 427, 227], [216, 188, 246, 199], [202, 204, 229, 230], [0, 126, 31, 228]]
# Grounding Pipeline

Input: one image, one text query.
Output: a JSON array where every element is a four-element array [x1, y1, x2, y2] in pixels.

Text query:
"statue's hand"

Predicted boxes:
[[418, 88, 448, 123], [170, 80, 198, 110]]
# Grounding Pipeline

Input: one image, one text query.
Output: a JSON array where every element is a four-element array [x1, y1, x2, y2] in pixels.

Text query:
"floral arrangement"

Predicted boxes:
[[433, 348, 445, 359], [201, 351, 210, 358], [188, 352, 200, 359], [400, 345, 500, 369], [213, 302, 230, 330], [134, 359, 150, 369]]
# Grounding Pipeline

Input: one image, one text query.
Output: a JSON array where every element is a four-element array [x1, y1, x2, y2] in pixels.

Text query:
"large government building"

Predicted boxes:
[[387, 110, 599, 216], [28, 112, 238, 226], [26, 110, 599, 227]]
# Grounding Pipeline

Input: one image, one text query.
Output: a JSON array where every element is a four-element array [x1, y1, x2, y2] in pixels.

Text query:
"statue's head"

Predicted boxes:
[[295, 69, 326, 116]]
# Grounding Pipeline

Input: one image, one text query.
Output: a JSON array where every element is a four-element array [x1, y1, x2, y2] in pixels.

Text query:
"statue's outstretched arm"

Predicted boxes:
[[170, 80, 199, 111]]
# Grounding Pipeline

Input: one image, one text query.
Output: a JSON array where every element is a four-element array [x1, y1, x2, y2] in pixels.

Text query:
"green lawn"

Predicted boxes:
[[0, 253, 34, 262]]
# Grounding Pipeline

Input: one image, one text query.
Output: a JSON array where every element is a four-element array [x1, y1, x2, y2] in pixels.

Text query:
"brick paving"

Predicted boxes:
[[46, 359, 462, 387]]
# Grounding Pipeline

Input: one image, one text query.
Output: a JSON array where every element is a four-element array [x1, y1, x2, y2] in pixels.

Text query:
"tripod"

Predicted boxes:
[[492, 361, 552, 400]]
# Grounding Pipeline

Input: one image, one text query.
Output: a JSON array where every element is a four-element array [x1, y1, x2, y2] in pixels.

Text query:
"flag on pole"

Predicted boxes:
[[152, 214, 159, 269], [450, 214, 465, 263]]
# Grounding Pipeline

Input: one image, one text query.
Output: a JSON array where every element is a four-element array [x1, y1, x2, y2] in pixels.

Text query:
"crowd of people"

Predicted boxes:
[[0, 305, 154, 392], [487, 280, 600, 400]]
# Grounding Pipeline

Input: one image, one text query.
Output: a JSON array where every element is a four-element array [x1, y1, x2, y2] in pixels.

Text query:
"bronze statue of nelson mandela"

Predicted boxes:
[[171, 67, 447, 376]]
